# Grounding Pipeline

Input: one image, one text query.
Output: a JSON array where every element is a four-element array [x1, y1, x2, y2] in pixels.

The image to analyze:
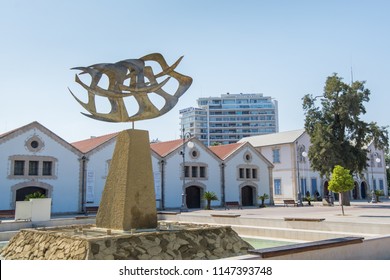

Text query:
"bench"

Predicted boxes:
[[211, 214, 241, 218], [0, 209, 15, 218], [284, 217, 325, 222], [225, 201, 242, 210], [283, 200, 298, 207], [85, 206, 99, 215]]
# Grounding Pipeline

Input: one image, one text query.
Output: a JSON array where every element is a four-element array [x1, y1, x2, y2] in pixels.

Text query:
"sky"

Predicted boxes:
[[1, 0, 389, 143]]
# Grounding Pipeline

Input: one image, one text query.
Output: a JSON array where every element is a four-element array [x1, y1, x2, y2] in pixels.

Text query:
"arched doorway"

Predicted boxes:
[[241, 186, 255, 206], [186, 186, 201, 209], [16, 186, 47, 201], [361, 181, 367, 199]]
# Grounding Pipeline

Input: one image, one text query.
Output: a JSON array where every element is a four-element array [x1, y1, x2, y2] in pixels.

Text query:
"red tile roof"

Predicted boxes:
[[209, 142, 246, 160], [150, 139, 184, 157], [71, 132, 118, 153]]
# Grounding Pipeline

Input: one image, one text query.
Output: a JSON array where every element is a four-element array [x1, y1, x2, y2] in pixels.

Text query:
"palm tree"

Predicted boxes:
[[258, 193, 269, 208], [203, 191, 218, 210]]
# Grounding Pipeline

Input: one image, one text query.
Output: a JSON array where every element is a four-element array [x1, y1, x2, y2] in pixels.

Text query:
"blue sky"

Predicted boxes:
[[1, 0, 389, 143]]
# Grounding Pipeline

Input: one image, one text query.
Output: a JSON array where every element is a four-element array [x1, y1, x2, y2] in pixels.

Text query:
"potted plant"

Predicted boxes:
[[24, 191, 46, 200], [203, 191, 218, 210], [374, 190, 384, 202], [258, 193, 269, 208], [304, 195, 312, 206]]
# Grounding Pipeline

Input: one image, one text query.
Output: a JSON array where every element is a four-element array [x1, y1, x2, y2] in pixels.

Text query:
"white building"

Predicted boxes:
[[180, 93, 279, 146], [240, 129, 388, 203], [209, 142, 274, 206], [0, 122, 274, 214], [151, 138, 222, 209], [0, 122, 82, 214], [151, 138, 274, 209]]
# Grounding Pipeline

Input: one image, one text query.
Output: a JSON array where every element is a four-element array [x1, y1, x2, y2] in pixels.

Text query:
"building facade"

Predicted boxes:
[[0, 122, 83, 214], [151, 138, 273, 209], [0, 122, 274, 214], [240, 129, 389, 204], [180, 93, 279, 146]]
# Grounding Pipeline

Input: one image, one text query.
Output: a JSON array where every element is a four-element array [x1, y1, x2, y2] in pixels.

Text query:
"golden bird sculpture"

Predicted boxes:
[[69, 53, 192, 123]]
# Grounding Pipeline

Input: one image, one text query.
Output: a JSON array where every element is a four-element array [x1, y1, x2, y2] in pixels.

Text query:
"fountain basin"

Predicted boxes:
[[1, 222, 253, 260]]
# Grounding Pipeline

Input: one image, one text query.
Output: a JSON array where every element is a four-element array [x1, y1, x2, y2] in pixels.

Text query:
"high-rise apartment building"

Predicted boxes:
[[180, 93, 278, 146]]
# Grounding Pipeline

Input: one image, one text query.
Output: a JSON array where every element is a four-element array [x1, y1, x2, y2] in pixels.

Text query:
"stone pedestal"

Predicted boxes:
[[96, 129, 157, 230]]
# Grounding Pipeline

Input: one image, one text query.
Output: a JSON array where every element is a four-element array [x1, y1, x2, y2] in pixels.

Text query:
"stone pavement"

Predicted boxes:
[[178, 199, 390, 225]]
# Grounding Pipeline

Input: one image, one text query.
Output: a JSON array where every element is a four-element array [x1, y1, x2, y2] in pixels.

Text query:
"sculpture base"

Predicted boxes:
[[96, 129, 157, 230], [0, 223, 253, 260]]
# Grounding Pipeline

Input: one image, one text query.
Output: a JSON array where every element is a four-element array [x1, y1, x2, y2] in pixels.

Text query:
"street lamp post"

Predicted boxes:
[[370, 152, 381, 203], [296, 144, 307, 207], [180, 126, 192, 212]]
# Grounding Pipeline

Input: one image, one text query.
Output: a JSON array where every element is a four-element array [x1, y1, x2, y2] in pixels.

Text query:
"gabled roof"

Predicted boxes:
[[150, 139, 186, 157], [0, 127, 19, 139], [0, 121, 82, 156], [209, 142, 246, 160], [239, 129, 306, 147], [71, 132, 118, 153]]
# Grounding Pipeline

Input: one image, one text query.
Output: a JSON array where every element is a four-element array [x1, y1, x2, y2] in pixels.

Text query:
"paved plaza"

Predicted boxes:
[[180, 199, 390, 225]]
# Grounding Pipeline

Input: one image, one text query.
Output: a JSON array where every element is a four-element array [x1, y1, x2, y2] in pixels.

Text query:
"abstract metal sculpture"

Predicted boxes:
[[69, 53, 192, 122], [68, 53, 192, 230]]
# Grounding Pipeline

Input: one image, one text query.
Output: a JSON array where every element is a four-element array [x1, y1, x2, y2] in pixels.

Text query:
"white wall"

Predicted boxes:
[[162, 140, 221, 209], [224, 145, 271, 205], [0, 126, 81, 213], [258, 144, 296, 201], [84, 140, 116, 208]]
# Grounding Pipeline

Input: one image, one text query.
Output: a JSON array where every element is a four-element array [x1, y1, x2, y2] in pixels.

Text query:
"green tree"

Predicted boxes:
[[328, 165, 354, 215], [386, 154, 390, 194], [302, 74, 389, 206], [203, 191, 218, 210], [258, 193, 269, 208]]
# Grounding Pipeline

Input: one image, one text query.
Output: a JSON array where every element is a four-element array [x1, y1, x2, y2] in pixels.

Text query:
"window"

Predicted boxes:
[[274, 179, 282, 195], [244, 153, 252, 162], [252, 169, 257, 179], [192, 166, 198, 178], [184, 166, 190, 177], [311, 178, 317, 194], [200, 166, 206, 178], [239, 168, 244, 179], [30, 140, 39, 149], [42, 161, 52, 176], [9, 156, 57, 179], [246, 168, 251, 178], [184, 164, 207, 179], [300, 178, 307, 194], [25, 136, 44, 152], [379, 179, 384, 190], [14, 160, 25, 175], [29, 161, 39, 176], [238, 166, 258, 180], [272, 149, 280, 163]]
